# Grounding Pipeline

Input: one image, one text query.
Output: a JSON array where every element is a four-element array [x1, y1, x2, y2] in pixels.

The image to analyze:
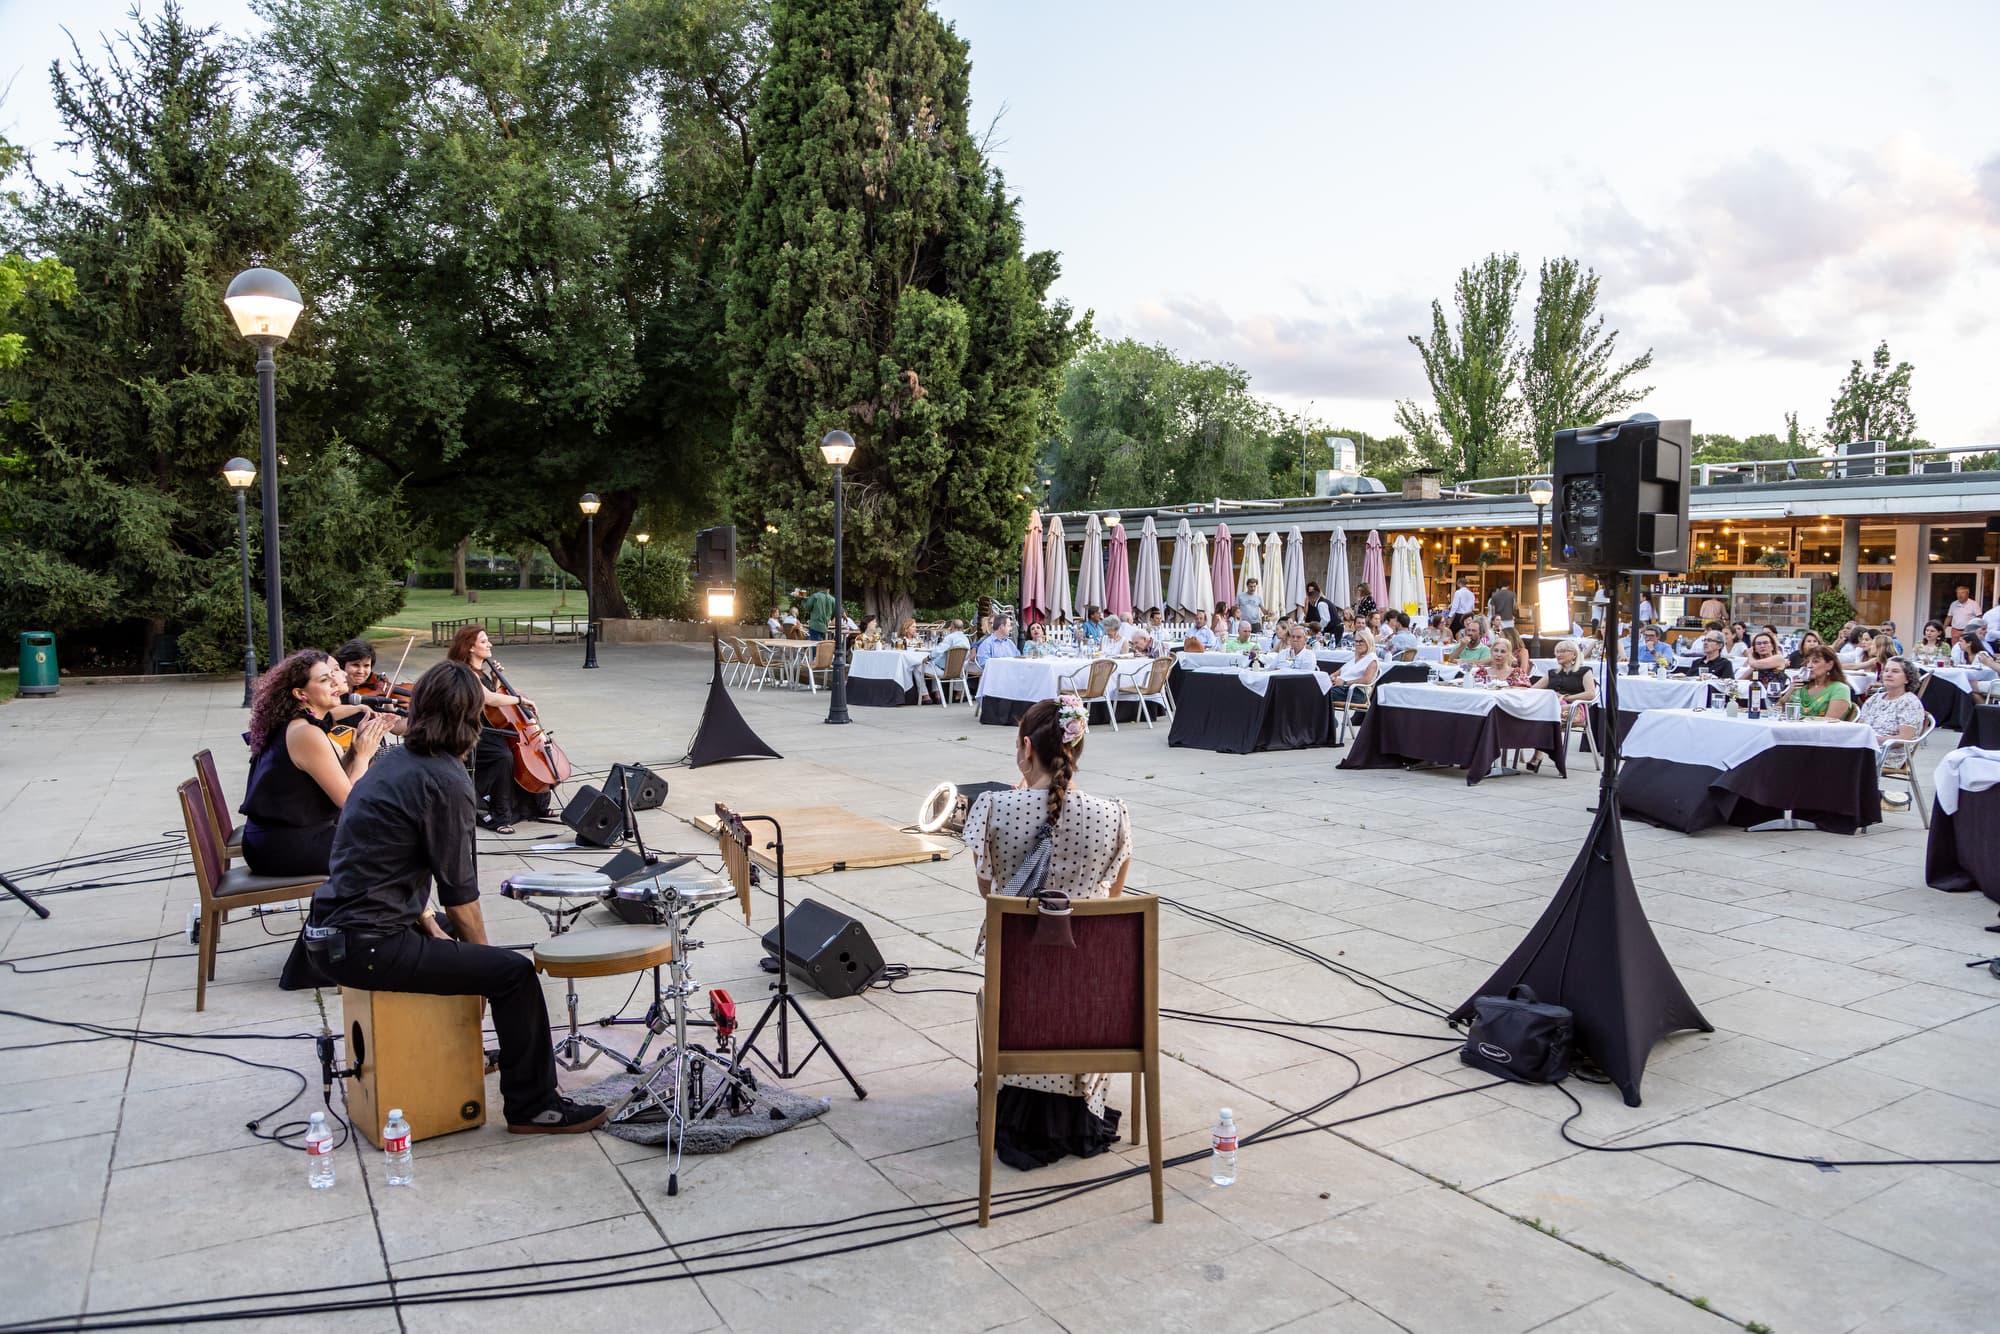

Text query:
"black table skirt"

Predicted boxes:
[[1339, 702, 1566, 786], [1964, 705, 2000, 749], [1926, 784, 2000, 904], [1620, 748, 1882, 835], [847, 676, 918, 707], [979, 694, 1157, 727], [1166, 666, 1332, 754], [1922, 673, 1978, 732]]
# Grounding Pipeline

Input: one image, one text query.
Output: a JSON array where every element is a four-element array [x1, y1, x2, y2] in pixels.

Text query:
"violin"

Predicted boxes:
[[482, 658, 573, 793], [352, 671, 414, 715]]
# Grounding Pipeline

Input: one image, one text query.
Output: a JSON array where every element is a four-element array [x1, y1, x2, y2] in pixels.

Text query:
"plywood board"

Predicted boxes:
[[691, 804, 959, 876]]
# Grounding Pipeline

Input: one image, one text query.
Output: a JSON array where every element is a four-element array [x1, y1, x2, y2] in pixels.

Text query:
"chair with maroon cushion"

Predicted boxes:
[[977, 892, 1162, 1227], [192, 749, 245, 866], [176, 778, 325, 1011]]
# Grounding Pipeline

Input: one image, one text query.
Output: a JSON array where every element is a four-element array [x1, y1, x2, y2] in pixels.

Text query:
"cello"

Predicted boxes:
[[483, 658, 574, 793]]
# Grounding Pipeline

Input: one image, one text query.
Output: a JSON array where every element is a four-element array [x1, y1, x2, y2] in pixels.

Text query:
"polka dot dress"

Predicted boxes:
[[965, 785, 1132, 1109]]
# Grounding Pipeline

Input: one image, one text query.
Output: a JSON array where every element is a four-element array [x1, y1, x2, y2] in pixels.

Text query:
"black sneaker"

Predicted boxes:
[[508, 1097, 611, 1135]]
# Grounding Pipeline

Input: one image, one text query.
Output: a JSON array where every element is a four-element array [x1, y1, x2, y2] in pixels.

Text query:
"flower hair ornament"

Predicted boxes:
[[1055, 693, 1088, 746]]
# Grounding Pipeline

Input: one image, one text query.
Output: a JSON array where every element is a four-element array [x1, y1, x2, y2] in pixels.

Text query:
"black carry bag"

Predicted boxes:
[[1459, 984, 1574, 1085]]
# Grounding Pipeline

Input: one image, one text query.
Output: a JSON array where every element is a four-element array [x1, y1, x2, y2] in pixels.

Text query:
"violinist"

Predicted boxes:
[[334, 639, 410, 732], [240, 650, 394, 877], [446, 626, 545, 834]]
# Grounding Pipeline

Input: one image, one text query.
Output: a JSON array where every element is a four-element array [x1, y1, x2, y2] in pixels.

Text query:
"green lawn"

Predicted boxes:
[[0, 672, 17, 705], [365, 587, 588, 639]]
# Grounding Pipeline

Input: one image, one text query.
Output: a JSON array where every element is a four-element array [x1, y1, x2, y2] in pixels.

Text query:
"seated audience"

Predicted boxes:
[[974, 616, 1020, 670], [1271, 623, 1318, 670], [1789, 645, 1853, 719], [1675, 632, 1736, 678], [1330, 629, 1379, 700], [1858, 657, 1925, 742], [1737, 630, 1791, 690], [1491, 627, 1532, 686], [1526, 640, 1596, 774], [1023, 622, 1060, 658]]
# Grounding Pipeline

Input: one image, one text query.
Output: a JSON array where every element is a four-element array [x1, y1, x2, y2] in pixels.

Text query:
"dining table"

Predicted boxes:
[[1166, 664, 1335, 753], [1338, 681, 1566, 785], [1924, 747, 2000, 907], [845, 647, 937, 706], [974, 654, 1158, 726], [1617, 708, 1882, 835]]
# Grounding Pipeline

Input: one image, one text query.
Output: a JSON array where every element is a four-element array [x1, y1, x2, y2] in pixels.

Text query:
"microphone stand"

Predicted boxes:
[[730, 812, 866, 1100]]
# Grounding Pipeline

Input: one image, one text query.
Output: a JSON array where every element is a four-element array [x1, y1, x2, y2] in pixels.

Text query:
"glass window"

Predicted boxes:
[[1854, 573, 1892, 624], [1931, 525, 1999, 564]]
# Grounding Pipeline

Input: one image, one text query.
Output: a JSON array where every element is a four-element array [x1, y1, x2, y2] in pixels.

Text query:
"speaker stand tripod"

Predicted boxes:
[[727, 812, 866, 1100], [1, 871, 50, 920]]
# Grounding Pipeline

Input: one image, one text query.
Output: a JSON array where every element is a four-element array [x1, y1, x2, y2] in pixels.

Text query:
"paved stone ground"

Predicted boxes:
[[3, 641, 1997, 1333]]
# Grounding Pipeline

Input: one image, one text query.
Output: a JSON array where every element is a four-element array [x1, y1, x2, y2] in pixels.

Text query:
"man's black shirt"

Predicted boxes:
[[313, 746, 479, 935]]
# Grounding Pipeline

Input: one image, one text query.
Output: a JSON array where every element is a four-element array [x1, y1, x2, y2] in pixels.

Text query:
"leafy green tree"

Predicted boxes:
[[1394, 253, 1525, 481], [0, 135, 78, 391], [256, 0, 766, 617], [723, 0, 1081, 627], [1052, 339, 1270, 508], [1825, 340, 1916, 446], [1520, 258, 1653, 469], [0, 4, 404, 666]]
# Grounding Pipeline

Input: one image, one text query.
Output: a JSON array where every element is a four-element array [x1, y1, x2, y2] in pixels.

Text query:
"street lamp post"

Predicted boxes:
[[579, 493, 601, 669], [820, 430, 856, 725], [635, 531, 650, 583], [764, 523, 779, 612], [223, 267, 304, 665], [1528, 478, 1554, 650], [222, 457, 259, 705]]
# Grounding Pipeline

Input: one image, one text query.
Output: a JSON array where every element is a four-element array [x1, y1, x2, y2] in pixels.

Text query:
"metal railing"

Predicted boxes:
[[430, 615, 594, 647]]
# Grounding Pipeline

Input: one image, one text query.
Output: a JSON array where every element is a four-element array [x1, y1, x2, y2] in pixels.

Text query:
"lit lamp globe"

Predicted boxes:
[[578, 493, 601, 516], [819, 429, 856, 467], [1528, 479, 1553, 508], [634, 531, 650, 547], [222, 267, 304, 343], [222, 457, 257, 489]]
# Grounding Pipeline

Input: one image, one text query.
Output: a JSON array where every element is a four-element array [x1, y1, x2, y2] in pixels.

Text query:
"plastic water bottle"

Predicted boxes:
[[382, 1109, 414, 1186], [1210, 1109, 1238, 1186], [306, 1112, 336, 1190]]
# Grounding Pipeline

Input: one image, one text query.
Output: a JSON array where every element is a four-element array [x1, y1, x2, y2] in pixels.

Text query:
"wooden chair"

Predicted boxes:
[[803, 639, 836, 692], [192, 749, 244, 867], [1330, 678, 1373, 746], [1116, 656, 1176, 728], [940, 646, 974, 706], [717, 637, 744, 687], [1394, 647, 1419, 663], [1070, 657, 1118, 731], [978, 893, 1161, 1227], [1877, 714, 1939, 826], [176, 778, 325, 1011]]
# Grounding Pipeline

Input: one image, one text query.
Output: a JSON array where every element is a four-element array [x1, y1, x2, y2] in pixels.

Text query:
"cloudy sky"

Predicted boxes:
[[7, 0, 1998, 445]]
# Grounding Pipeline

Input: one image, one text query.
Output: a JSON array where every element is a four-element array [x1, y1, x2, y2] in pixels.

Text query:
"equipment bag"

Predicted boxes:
[[1459, 984, 1574, 1084]]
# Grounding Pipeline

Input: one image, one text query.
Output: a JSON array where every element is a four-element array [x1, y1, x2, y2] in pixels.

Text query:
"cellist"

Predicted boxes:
[[445, 625, 547, 833]]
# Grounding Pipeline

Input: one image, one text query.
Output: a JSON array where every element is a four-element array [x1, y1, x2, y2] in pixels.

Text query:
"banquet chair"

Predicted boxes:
[[1395, 648, 1418, 662], [1117, 657, 1176, 728], [1071, 657, 1119, 731], [1877, 715, 1939, 826], [803, 640, 835, 692], [1329, 680, 1371, 746], [192, 749, 245, 868], [717, 637, 743, 687], [977, 892, 1161, 1227], [940, 646, 975, 706], [176, 778, 324, 1011], [744, 640, 778, 691]]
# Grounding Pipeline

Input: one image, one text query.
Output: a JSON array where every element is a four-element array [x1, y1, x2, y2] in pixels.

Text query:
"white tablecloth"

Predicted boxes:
[[975, 655, 1155, 704], [1933, 746, 2000, 816], [1372, 682, 1562, 723], [1622, 708, 1878, 771], [1184, 665, 1331, 696], [1177, 651, 1252, 669], [1603, 675, 1712, 712], [1926, 665, 1975, 695], [847, 648, 932, 691]]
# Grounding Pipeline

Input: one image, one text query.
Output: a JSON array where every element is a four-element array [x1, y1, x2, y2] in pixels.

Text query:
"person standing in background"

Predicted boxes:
[[1487, 581, 1516, 632], [804, 586, 837, 641], [1448, 577, 1475, 634]]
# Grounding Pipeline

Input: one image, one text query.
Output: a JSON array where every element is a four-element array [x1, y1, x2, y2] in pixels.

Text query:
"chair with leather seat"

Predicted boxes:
[[177, 778, 325, 1011], [192, 748, 245, 867]]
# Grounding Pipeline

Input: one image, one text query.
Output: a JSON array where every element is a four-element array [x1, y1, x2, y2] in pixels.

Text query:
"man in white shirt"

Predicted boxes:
[[1447, 577, 1475, 634], [1637, 593, 1656, 626], [1185, 618, 1218, 650], [1946, 585, 1982, 633], [1238, 579, 1265, 628], [929, 619, 970, 670], [1982, 601, 2000, 652], [1272, 623, 1318, 670]]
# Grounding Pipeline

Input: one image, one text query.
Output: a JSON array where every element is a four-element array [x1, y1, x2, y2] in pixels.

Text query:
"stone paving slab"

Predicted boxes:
[[3, 641, 1998, 1331]]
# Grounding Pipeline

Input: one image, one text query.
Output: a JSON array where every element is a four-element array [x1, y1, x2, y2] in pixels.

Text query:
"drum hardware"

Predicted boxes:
[[501, 871, 642, 1074]]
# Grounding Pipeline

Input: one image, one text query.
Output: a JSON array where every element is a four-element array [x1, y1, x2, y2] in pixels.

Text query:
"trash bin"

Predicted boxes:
[[17, 631, 58, 696]]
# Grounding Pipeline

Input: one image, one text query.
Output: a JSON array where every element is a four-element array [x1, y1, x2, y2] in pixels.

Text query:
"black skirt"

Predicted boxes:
[[992, 1086, 1122, 1171]]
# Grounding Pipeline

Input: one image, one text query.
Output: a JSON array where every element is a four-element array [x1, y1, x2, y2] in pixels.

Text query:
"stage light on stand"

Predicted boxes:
[[706, 586, 737, 620], [1537, 574, 1570, 642]]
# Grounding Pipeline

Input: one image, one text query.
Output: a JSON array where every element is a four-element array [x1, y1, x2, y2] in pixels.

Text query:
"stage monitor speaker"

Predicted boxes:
[[1552, 416, 1691, 574], [761, 898, 885, 999], [561, 784, 624, 848], [694, 525, 737, 585], [341, 987, 485, 1146], [598, 848, 696, 925], [605, 762, 666, 811]]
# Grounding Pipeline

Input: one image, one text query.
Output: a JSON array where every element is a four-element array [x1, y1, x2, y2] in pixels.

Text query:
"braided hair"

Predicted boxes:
[[1016, 698, 1085, 829]]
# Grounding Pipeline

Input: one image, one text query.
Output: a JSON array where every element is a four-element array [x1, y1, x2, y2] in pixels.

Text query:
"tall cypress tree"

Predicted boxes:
[[724, 0, 1081, 624]]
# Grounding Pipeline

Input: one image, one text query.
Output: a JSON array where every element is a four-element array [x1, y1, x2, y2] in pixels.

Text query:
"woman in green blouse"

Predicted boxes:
[[1789, 645, 1853, 720]]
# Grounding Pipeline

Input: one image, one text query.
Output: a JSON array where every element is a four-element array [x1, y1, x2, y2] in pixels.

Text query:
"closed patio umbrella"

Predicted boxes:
[[1284, 524, 1307, 617], [1237, 530, 1260, 600], [1106, 520, 1132, 618], [1166, 518, 1192, 614], [1043, 515, 1073, 623], [1325, 524, 1351, 613], [1262, 527, 1285, 614], [1075, 513, 1106, 615], [1364, 529, 1389, 608], [1211, 522, 1234, 609], [1191, 529, 1213, 619], [1020, 511, 1044, 626], [1132, 516, 1163, 615]]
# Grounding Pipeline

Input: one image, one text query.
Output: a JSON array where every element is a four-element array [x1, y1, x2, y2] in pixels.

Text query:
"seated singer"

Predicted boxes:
[[298, 662, 609, 1134], [241, 650, 394, 877]]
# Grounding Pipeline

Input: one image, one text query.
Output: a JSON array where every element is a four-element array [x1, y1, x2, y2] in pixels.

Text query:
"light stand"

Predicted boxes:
[[721, 806, 866, 1101], [684, 586, 782, 768], [580, 493, 601, 669], [1529, 478, 1552, 654], [820, 431, 856, 725], [224, 458, 259, 705]]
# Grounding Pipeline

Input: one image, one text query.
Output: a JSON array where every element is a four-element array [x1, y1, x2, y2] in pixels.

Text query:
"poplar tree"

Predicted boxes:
[[724, 0, 1082, 624]]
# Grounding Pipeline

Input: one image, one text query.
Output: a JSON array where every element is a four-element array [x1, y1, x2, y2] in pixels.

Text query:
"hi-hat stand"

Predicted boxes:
[[717, 807, 866, 1100]]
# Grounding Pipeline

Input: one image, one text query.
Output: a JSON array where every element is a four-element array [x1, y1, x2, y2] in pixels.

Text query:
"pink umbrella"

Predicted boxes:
[[1363, 529, 1389, 608], [1210, 522, 1234, 609], [1106, 521, 1132, 618], [1020, 511, 1044, 626]]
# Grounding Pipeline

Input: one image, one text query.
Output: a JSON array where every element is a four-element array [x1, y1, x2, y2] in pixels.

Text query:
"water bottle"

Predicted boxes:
[[382, 1109, 414, 1186], [1210, 1108, 1238, 1186], [306, 1111, 336, 1190]]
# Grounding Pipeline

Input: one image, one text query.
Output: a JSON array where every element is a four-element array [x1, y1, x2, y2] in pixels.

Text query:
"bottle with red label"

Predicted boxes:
[[1210, 1108, 1238, 1186], [306, 1111, 336, 1189], [383, 1109, 413, 1186]]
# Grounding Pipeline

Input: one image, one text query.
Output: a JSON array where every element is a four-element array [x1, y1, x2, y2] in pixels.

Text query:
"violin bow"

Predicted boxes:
[[385, 634, 417, 689]]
